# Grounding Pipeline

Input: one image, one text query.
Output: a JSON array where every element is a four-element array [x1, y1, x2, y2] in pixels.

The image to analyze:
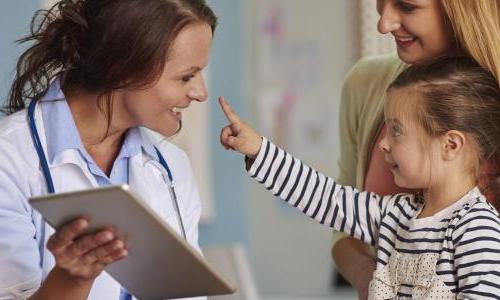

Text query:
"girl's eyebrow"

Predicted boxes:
[[385, 118, 402, 126]]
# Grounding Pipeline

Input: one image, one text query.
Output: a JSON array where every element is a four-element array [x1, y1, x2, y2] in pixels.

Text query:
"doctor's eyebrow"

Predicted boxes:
[[179, 66, 202, 74]]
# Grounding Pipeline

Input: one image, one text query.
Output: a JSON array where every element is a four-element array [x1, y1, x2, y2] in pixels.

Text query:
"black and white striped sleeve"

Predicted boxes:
[[246, 137, 399, 246], [452, 206, 500, 299]]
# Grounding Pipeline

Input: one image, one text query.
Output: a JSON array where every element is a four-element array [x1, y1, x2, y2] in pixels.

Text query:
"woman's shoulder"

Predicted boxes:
[[0, 110, 36, 160], [0, 109, 30, 137], [345, 53, 406, 87]]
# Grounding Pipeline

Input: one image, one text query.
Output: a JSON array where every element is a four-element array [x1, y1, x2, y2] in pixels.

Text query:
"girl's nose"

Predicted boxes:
[[378, 136, 391, 153]]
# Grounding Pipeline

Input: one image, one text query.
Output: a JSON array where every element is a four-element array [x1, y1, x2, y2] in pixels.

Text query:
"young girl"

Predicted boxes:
[[336, 2, 500, 296], [219, 56, 500, 299]]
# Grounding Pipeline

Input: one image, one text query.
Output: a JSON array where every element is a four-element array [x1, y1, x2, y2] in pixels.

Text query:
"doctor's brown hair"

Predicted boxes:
[[6, 0, 217, 114], [387, 56, 500, 209]]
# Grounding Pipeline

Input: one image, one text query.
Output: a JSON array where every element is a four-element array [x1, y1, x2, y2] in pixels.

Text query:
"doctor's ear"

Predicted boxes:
[[441, 130, 466, 161]]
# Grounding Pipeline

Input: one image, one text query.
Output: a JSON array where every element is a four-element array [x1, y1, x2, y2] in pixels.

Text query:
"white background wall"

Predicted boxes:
[[245, 0, 357, 297]]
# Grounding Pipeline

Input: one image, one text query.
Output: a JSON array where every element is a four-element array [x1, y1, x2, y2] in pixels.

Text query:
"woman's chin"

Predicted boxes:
[[143, 120, 181, 137], [158, 121, 182, 137]]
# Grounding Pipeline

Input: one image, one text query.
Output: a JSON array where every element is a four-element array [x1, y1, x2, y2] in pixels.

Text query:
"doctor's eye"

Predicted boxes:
[[181, 74, 195, 83]]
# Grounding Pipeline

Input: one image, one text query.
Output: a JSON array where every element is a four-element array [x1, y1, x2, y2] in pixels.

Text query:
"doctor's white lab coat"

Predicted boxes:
[[0, 104, 205, 300]]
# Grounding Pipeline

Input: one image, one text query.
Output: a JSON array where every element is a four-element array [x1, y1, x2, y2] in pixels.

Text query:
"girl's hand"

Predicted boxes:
[[219, 96, 262, 159], [47, 218, 128, 282]]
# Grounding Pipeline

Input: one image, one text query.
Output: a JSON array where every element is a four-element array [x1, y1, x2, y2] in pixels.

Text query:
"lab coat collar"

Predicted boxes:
[[36, 79, 159, 167]]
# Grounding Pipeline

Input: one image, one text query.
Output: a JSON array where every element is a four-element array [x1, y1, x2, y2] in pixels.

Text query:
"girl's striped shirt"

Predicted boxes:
[[247, 138, 500, 299]]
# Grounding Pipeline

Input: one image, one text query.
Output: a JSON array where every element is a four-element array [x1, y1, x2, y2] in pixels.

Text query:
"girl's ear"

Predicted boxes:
[[441, 130, 466, 161]]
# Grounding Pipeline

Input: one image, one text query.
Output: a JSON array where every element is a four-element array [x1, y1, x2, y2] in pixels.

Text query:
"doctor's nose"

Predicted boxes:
[[188, 75, 208, 102], [377, 4, 401, 34]]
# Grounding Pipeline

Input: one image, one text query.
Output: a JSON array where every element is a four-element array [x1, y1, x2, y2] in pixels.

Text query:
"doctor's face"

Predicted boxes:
[[376, 0, 456, 64], [119, 23, 212, 136]]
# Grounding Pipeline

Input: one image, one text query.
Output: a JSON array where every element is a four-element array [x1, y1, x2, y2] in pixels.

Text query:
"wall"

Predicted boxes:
[[245, 0, 357, 297], [0, 1, 40, 107], [200, 0, 250, 247]]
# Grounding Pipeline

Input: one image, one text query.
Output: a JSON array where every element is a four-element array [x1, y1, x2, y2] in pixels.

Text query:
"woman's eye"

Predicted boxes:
[[181, 74, 195, 82], [396, 1, 416, 13]]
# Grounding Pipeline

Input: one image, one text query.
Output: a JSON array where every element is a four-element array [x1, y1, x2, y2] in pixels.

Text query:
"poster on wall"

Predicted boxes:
[[253, 1, 352, 175]]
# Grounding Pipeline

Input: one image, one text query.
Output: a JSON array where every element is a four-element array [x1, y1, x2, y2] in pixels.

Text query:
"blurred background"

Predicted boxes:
[[0, 1, 394, 299]]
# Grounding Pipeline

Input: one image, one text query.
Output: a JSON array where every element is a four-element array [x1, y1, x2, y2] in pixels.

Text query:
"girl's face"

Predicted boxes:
[[376, 0, 456, 64], [117, 23, 212, 136], [378, 88, 444, 189]]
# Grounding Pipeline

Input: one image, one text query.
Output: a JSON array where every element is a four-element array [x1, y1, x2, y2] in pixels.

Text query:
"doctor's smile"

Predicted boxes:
[[0, 0, 218, 298], [1, 0, 499, 299]]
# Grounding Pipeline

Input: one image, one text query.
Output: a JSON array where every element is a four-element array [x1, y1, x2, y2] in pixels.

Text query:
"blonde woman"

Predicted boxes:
[[333, 0, 500, 298]]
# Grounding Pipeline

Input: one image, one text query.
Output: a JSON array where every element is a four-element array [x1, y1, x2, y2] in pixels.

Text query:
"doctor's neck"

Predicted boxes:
[[65, 87, 133, 174]]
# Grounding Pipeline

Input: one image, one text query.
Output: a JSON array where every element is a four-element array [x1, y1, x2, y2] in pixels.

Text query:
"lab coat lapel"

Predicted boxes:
[[34, 101, 98, 192], [128, 152, 181, 233]]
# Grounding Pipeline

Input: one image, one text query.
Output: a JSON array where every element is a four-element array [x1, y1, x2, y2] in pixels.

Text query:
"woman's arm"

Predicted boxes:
[[0, 146, 127, 299], [29, 267, 94, 300], [332, 236, 375, 300], [29, 218, 128, 300]]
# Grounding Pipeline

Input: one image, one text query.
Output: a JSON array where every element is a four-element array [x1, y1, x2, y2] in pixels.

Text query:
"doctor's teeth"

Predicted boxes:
[[171, 107, 184, 113]]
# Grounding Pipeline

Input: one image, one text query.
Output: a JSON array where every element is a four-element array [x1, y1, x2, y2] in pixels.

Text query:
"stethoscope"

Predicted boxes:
[[27, 100, 188, 255]]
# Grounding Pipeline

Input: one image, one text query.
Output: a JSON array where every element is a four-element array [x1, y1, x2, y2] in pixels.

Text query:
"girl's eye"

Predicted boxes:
[[396, 1, 416, 13], [391, 126, 402, 137]]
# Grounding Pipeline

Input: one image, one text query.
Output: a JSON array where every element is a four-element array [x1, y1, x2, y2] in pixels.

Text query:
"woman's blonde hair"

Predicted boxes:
[[441, 0, 500, 86]]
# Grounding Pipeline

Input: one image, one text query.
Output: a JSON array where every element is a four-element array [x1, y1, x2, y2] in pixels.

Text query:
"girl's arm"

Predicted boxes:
[[452, 205, 500, 298], [219, 97, 403, 245]]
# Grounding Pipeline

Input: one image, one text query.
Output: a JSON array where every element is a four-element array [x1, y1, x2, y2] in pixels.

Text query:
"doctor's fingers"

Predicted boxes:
[[80, 239, 128, 266], [57, 230, 116, 261], [47, 218, 89, 253]]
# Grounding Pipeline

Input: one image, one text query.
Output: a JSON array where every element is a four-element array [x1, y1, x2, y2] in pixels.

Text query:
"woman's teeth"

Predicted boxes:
[[171, 107, 185, 113], [396, 36, 417, 42]]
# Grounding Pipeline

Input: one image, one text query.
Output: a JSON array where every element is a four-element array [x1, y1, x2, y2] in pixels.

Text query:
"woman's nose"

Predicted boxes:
[[188, 75, 208, 102], [377, 4, 401, 34]]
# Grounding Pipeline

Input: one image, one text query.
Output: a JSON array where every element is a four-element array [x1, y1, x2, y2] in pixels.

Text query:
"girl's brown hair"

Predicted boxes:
[[388, 56, 500, 208], [6, 0, 217, 114]]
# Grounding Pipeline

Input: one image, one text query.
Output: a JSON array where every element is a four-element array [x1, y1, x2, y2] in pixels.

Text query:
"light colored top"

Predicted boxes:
[[337, 54, 406, 189], [0, 80, 205, 300], [41, 89, 149, 186], [250, 138, 500, 299]]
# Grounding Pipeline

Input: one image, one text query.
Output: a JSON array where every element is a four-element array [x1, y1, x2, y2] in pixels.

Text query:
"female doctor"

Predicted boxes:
[[0, 0, 217, 299]]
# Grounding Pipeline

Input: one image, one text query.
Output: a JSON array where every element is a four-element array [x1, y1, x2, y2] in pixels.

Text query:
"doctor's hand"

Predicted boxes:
[[219, 96, 262, 159], [47, 218, 128, 282]]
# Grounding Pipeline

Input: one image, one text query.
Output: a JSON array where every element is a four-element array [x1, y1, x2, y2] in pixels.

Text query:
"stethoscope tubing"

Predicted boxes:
[[27, 100, 188, 247]]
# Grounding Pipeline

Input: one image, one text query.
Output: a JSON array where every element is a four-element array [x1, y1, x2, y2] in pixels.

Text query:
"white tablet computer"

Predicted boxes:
[[29, 185, 236, 300]]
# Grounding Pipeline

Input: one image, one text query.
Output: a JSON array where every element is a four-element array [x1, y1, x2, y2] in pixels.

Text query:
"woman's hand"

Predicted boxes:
[[47, 217, 128, 282], [219, 97, 262, 159]]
